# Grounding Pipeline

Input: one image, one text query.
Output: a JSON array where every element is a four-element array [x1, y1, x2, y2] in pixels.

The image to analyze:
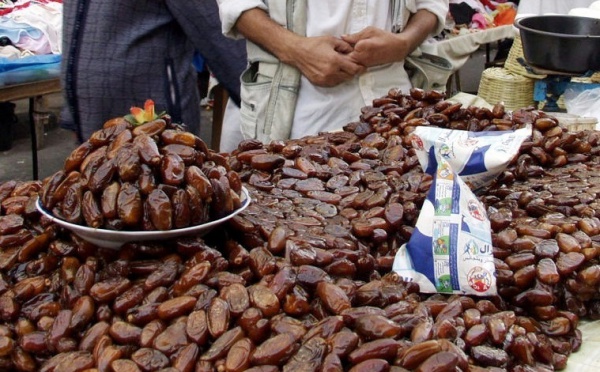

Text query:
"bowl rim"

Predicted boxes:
[[515, 15, 600, 39], [35, 186, 251, 240]]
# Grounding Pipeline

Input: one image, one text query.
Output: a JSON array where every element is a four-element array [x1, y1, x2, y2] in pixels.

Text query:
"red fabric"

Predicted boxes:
[[0, 0, 62, 16], [479, 0, 496, 11], [495, 7, 517, 26]]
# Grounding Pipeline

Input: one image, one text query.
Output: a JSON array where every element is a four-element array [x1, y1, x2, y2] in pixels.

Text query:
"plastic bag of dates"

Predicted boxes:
[[394, 126, 531, 296], [37, 99, 245, 232], [411, 125, 532, 192]]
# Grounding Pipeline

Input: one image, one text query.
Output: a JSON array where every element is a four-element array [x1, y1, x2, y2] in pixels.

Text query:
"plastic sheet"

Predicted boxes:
[[0, 54, 61, 86]]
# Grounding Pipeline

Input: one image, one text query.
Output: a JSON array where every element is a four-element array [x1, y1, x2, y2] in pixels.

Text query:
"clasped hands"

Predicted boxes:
[[290, 26, 410, 87]]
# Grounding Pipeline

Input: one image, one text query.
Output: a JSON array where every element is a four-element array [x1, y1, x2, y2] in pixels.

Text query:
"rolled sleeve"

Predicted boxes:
[[416, 0, 449, 35], [217, 0, 267, 38]]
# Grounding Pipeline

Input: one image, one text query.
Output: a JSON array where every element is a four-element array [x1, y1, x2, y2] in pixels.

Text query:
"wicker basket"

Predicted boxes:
[[477, 67, 535, 111], [504, 35, 547, 79], [572, 72, 600, 84]]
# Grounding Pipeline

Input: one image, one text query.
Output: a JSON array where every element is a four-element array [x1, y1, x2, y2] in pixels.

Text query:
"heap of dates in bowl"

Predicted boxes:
[[37, 100, 248, 248]]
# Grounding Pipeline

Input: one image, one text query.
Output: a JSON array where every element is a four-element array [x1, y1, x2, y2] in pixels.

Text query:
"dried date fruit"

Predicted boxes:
[[40, 350, 94, 372], [100, 181, 120, 219], [79, 321, 110, 352], [117, 183, 143, 227], [355, 314, 403, 340], [161, 129, 196, 147], [302, 316, 344, 343], [111, 359, 142, 372], [97, 345, 123, 372], [161, 153, 185, 186], [19, 331, 48, 354], [140, 319, 166, 348], [132, 118, 166, 137], [348, 358, 389, 372], [348, 338, 400, 364], [87, 158, 116, 194], [186, 166, 213, 199], [220, 283, 250, 317], [109, 321, 142, 344], [399, 340, 441, 370], [415, 351, 459, 372], [184, 309, 209, 346], [201, 326, 245, 362], [144, 257, 179, 291], [316, 282, 351, 315], [157, 296, 196, 320], [61, 183, 83, 224], [536, 258, 560, 285], [225, 337, 254, 372], [249, 285, 280, 318], [469, 345, 508, 368], [211, 177, 234, 219], [47, 310, 73, 348], [171, 188, 191, 229], [52, 171, 82, 207], [152, 320, 188, 356], [146, 188, 173, 230], [116, 147, 142, 182], [82, 190, 104, 228], [131, 347, 169, 371], [271, 315, 307, 342], [556, 252, 585, 275], [208, 297, 231, 339], [251, 333, 297, 366], [64, 142, 94, 174], [89, 277, 131, 303]]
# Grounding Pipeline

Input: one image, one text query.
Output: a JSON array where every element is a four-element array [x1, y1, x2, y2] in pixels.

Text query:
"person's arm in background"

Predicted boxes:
[[217, 1, 364, 87], [167, 0, 247, 107], [342, 1, 448, 68]]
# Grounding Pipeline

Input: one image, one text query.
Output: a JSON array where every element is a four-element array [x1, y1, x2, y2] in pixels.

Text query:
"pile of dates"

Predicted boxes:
[[38, 115, 244, 231], [0, 87, 599, 371]]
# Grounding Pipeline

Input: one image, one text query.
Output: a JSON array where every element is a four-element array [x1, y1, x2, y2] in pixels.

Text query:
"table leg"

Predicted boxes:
[[32, 96, 49, 150], [28, 97, 38, 180]]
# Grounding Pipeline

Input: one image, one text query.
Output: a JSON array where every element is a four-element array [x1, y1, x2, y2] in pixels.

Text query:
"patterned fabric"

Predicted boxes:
[[61, 0, 247, 141]]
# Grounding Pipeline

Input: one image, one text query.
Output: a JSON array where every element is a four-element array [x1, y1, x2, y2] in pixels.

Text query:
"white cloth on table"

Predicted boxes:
[[0, 45, 22, 59], [7, 1, 62, 54], [517, 0, 596, 15], [420, 25, 516, 73]]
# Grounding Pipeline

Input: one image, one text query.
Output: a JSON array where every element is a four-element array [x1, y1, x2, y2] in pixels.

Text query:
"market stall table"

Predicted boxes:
[[3, 88, 600, 371], [0, 77, 61, 180]]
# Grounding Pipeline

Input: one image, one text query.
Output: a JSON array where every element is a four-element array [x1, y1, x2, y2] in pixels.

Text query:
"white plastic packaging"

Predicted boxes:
[[393, 126, 531, 296]]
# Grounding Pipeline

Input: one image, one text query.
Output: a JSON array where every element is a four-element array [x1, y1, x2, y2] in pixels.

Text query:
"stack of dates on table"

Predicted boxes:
[[0, 87, 600, 371], [38, 114, 244, 231]]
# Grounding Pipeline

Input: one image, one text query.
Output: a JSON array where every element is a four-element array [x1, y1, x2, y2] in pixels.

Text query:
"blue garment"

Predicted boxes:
[[61, 0, 247, 141]]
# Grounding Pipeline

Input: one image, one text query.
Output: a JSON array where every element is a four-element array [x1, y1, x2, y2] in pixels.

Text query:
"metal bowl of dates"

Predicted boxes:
[[514, 15, 600, 74], [36, 186, 251, 250]]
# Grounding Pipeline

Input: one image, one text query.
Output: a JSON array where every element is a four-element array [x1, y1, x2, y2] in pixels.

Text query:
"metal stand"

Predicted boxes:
[[518, 58, 598, 112], [533, 76, 571, 112]]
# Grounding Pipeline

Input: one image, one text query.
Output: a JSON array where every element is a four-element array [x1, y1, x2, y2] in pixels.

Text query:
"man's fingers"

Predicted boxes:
[[337, 58, 365, 76], [332, 38, 354, 54], [340, 29, 367, 45]]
